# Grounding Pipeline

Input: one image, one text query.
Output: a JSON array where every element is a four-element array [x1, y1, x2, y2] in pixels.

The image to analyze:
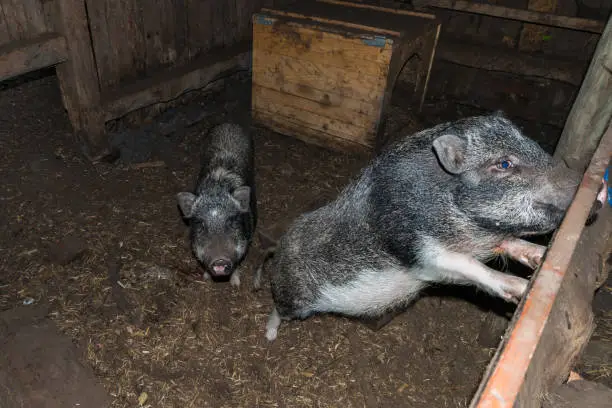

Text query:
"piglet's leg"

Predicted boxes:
[[427, 250, 529, 304], [496, 238, 547, 270], [230, 269, 241, 287]]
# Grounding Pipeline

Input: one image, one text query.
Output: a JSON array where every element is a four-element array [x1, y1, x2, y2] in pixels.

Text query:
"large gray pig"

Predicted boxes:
[[262, 112, 590, 341], [177, 123, 257, 287]]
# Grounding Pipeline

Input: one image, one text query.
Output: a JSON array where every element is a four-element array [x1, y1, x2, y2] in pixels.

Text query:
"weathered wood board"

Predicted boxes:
[[251, 0, 440, 152], [471, 123, 612, 408], [83, 0, 268, 90], [0, 33, 67, 82]]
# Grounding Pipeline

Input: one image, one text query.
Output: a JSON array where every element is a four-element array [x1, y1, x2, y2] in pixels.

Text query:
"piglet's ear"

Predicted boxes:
[[232, 186, 251, 213], [176, 192, 197, 218], [432, 134, 468, 174]]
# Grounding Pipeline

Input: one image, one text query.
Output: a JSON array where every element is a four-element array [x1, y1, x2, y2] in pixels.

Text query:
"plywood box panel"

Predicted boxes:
[[251, 0, 440, 152], [253, 85, 378, 130]]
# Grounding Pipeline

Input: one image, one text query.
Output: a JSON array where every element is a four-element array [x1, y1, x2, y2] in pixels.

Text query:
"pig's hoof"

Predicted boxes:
[[230, 273, 241, 288], [265, 307, 281, 341], [521, 252, 543, 270], [501, 276, 529, 304], [265, 328, 278, 341]]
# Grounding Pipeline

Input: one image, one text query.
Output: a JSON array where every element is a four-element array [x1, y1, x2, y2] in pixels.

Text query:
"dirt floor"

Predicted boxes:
[[0, 70, 610, 408]]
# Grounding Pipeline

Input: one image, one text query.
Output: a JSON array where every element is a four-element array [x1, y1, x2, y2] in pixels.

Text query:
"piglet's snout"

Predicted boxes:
[[210, 259, 233, 276]]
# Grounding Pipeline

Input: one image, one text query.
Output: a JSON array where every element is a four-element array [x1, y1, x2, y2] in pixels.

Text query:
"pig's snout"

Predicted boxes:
[[210, 258, 233, 276], [537, 164, 581, 212]]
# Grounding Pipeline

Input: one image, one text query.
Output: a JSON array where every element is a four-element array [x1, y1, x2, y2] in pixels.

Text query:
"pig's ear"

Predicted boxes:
[[176, 192, 197, 218], [232, 186, 251, 212], [432, 134, 468, 174]]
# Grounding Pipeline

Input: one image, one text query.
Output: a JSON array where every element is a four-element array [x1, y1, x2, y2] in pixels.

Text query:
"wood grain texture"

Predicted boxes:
[[520, 0, 558, 52], [253, 110, 373, 153], [554, 14, 612, 172], [471, 124, 612, 408], [211, 0, 226, 48], [253, 84, 378, 130], [0, 32, 67, 81], [143, 0, 177, 73], [55, 0, 105, 151], [2, 0, 30, 40], [102, 45, 250, 120], [252, 49, 388, 103], [186, 0, 214, 58], [0, 3, 10, 45], [86, 0, 146, 89], [253, 21, 392, 71]]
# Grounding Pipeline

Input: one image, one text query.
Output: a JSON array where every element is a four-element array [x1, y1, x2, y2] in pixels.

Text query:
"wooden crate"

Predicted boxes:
[[251, 0, 441, 153]]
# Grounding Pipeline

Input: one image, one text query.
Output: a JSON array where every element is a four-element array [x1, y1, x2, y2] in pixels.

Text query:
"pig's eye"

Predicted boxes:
[[496, 160, 514, 170]]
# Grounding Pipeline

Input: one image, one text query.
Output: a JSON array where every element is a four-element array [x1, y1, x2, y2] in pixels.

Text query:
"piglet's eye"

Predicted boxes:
[[496, 160, 513, 170]]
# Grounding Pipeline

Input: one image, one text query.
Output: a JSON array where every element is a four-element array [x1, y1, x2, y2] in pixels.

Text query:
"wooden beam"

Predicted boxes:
[[0, 32, 67, 82], [54, 0, 105, 155], [414, 0, 605, 33], [102, 44, 251, 121], [435, 39, 587, 86], [471, 123, 612, 408], [554, 15, 612, 172]]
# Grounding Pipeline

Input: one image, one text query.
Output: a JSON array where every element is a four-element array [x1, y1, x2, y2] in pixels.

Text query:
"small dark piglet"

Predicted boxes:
[[177, 123, 257, 287], [262, 112, 597, 341]]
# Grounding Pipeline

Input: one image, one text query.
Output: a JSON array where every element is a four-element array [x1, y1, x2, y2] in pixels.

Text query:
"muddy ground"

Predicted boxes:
[[0, 70, 609, 408]]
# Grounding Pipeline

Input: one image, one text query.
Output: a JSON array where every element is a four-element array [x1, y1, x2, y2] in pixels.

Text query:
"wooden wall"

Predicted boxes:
[[1, 0, 274, 91], [0, 0, 57, 45], [84, 0, 272, 90]]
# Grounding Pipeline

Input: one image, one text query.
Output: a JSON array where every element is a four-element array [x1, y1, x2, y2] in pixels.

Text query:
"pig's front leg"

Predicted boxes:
[[496, 238, 547, 270], [230, 270, 241, 288], [425, 250, 529, 304]]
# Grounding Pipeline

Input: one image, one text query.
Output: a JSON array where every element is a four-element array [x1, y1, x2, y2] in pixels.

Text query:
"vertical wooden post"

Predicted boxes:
[[53, 0, 108, 157], [553, 14, 612, 172]]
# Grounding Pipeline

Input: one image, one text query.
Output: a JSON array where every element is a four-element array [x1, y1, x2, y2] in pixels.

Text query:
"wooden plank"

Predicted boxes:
[[88, 0, 145, 89], [186, 0, 214, 58], [252, 75, 379, 118], [253, 22, 391, 75], [435, 38, 587, 86], [253, 110, 373, 153], [173, 0, 188, 65], [84, 0, 116, 89], [143, 0, 177, 72], [317, 0, 437, 20], [519, 0, 557, 52], [211, 0, 226, 47], [102, 45, 250, 121], [0, 32, 67, 81], [253, 84, 377, 130], [554, 14, 612, 172], [116, 0, 146, 81], [55, 0, 105, 152], [263, 0, 437, 38], [233, 0, 249, 42], [0, 3, 10, 45], [252, 99, 372, 145], [252, 50, 388, 103], [224, 0, 238, 46], [2, 0, 29, 40], [414, 0, 605, 33], [471, 125, 612, 408], [22, 0, 47, 36], [261, 8, 402, 37]]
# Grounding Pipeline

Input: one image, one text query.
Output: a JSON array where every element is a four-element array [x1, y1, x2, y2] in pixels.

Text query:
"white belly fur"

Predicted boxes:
[[313, 267, 425, 316]]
